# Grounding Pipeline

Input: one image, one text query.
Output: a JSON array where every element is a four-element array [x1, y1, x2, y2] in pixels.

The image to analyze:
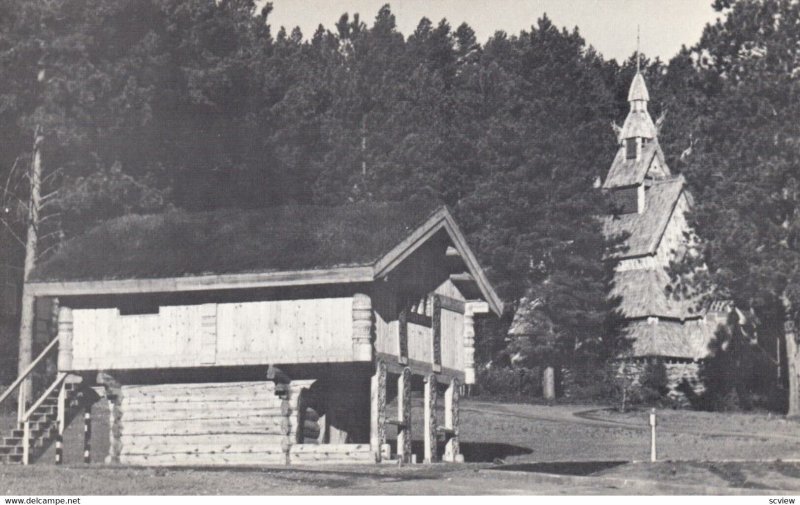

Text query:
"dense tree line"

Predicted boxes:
[[0, 0, 796, 411]]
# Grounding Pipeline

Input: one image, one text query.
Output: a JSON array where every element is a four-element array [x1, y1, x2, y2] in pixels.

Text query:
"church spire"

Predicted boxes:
[[619, 44, 656, 143]]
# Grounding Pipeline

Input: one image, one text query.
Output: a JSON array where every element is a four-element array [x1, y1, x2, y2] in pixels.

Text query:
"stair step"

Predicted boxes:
[[0, 445, 23, 455], [1, 454, 23, 464]]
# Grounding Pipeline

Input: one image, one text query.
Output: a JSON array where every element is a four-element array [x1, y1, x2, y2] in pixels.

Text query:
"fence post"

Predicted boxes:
[[649, 408, 657, 462]]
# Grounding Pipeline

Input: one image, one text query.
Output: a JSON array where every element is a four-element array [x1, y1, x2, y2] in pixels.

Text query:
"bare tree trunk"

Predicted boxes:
[[17, 127, 42, 402], [782, 293, 800, 418]]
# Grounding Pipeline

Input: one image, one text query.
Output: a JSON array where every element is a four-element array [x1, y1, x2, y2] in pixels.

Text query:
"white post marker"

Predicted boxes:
[[649, 408, 657, 462]]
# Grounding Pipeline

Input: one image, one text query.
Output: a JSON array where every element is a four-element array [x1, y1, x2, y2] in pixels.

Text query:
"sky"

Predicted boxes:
[[265, 0, 723, 62]]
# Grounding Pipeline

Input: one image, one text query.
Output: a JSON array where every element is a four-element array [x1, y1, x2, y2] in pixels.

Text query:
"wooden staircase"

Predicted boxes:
[[0, 381, 80, 464]]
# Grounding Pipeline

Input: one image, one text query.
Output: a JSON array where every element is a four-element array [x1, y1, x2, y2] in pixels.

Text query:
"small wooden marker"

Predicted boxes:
[[84, 409, 92, 464], [649, 408, 657, 462]]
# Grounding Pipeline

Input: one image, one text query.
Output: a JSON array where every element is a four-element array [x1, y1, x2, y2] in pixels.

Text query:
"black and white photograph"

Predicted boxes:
[[0, 0, 799, 498]]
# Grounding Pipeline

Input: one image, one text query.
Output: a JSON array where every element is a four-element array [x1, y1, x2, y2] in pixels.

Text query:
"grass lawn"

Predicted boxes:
[[2, 398, 800, 494]]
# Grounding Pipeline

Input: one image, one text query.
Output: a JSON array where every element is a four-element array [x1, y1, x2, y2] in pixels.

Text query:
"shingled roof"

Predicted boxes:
[[625, 318, 718, 359], [611, 266, 703, 320], [602, 140, 666, 189], [601, 176, 685, 259], [32, 201, 443, 282]]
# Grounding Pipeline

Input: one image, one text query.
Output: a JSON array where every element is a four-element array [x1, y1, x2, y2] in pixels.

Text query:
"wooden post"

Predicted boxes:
[[370, 360, 387, 462], [649, 408, 657, 462], [17, 387, 26, 426], [84, 405, 92, 464], [397, 367, 412, 463], [57, 307, 73, 372], [22, 420, 30, 465], [99, 373, 122, 464], [543, 366, 556, 403], [17, 126, 45, 406], [55, 381, 67, 464], [463, 306, 477, 387], [352, 293, 373, 361], [423, 374, 437, 463], [443, 378, 460, 462]]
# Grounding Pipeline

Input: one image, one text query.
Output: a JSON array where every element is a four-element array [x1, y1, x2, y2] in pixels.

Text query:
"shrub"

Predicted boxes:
[[474, 366, 542, 401]]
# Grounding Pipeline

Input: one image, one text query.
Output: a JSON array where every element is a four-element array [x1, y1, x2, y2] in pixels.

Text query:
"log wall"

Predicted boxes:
[[116, 381, 290, 466]]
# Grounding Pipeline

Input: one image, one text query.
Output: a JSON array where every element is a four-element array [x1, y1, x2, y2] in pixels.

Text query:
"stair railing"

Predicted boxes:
[[21, 372, 68, 465], [0, 335, 60, 425]]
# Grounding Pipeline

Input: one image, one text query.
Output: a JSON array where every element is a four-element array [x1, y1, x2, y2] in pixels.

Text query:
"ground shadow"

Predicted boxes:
[[490, 461, 627, 476]]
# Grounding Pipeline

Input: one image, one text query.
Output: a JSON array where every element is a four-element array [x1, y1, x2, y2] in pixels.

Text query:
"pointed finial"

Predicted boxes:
[[636, 25, 641, 74]]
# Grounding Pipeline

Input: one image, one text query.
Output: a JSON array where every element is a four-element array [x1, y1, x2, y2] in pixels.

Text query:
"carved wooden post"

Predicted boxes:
[[99, 373, 122, 464], [370, 360, 387, 462], [55, 381, 67, 464], [353, 293, 373, 361], [83, 402, 92, 464], [463, 308, 476, 387], [423, 374, 438, 463], [397, 367, 412, 463], [57, 306, 73, 372], [443, 378, 460, 462]]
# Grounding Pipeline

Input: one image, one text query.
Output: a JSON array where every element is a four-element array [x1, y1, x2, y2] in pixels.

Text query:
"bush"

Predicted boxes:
[[474, 366, 542, 401]]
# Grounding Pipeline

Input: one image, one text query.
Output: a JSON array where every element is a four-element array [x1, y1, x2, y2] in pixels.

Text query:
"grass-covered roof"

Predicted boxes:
[[32, 201, 443, 282]]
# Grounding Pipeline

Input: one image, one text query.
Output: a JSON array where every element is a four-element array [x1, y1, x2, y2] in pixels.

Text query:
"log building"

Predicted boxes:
[[3, 202, 501, 466]]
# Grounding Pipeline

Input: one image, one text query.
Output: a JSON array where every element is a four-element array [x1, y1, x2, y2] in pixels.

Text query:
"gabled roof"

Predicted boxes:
[[28, 202, 503, 314], [625, 318, 717, 359], [602, 140, 666, 189], [602, 176, 685, 259], [611, 266, 703, 320]]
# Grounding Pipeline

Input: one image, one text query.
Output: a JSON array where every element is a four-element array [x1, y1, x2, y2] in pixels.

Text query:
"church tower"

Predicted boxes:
[[603, 67, 669, 214], [600, 68, 720, 402]]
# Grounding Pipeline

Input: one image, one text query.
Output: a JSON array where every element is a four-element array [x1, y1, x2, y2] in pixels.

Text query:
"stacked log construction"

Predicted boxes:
[[116, 381, 291, 466]]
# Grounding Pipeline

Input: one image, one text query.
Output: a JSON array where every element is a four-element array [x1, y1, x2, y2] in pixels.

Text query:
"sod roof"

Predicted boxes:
[[31, 201, 444, 282]]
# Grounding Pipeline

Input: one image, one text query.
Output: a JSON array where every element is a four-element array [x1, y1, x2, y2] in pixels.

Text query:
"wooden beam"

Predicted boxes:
[[423, 374, 437, 463], [407, 312, 432, 328], [377, 353, 465, 384], [26, 266, 375, 297], [437, 294, 465, 314], [439, 210, 504, 315], [374, 210, 449, 279], [397, 367, 412, 463]]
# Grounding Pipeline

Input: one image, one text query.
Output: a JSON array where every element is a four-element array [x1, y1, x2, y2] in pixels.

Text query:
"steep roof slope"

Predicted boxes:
[[601, 177, 685, 258], [602, 141, 666, 189], [32, 201, 442, 282]]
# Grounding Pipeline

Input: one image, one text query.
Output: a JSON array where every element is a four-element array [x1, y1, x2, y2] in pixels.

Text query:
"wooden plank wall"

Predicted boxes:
[[117, 381, 288, 466], [71, 297, 353, 370], [374, 278, 466, 373]]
